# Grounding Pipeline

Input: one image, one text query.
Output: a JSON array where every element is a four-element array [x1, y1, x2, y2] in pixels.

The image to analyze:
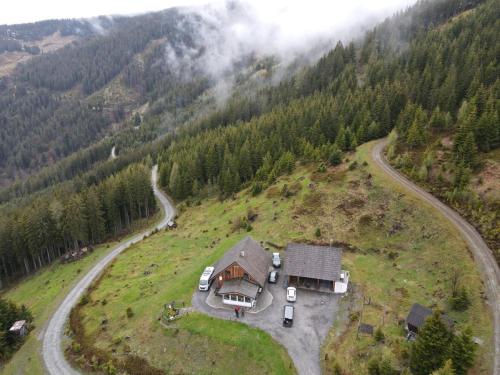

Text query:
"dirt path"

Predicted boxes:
[[109, 145, 117, 160], [373, 138, 500, 375], [42, 166, 175, 375]]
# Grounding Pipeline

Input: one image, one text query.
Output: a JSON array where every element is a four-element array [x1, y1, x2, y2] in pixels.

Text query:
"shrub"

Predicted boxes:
[[368, 353, 398, 375], [79, 294, 90, 306], [126, 307, 134, 318], [315, 227, 322, 238], [348, 161, 358, 170], [374, 327, 385, 342], [329, 148, 343, 166], [103, 361, 117, 375], [450, 287, 470, 311], [251, 182, 263, 196], [71, 342, 82, 353], [317, 163, 327, 172], [358, 214, 373, 226]]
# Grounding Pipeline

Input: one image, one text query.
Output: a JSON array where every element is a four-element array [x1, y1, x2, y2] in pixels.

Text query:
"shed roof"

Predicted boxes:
[[9, 320, 26, 332], [358, 323, 374, 335], [218, 279, 259, 298], [406, 303, 454, 329], [284, 243, 342, 281], [210, 237, 271, 287]]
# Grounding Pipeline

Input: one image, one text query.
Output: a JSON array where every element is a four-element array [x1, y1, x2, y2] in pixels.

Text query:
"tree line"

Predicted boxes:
[[0, 164, 156, 286], [156, 0, 498, 260]]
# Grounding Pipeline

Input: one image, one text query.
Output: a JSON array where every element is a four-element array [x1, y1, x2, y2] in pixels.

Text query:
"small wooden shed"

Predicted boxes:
[[9, 320, 28, 336]]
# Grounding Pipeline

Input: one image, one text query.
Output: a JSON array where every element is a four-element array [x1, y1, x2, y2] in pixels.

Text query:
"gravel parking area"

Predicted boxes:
[[192, 280, 340, 375]]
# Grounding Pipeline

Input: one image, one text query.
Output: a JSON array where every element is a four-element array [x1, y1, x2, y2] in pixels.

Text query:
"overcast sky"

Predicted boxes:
[[1, 0, 415, 25]]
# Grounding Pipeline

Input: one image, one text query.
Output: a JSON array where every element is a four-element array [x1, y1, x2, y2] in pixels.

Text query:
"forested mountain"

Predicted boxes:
[[157, 0, 498, 256], [0, 10, 194, 184], [0, 0, 498, 286], [0, 18, 96, 54], [0, 5, 277, 186]]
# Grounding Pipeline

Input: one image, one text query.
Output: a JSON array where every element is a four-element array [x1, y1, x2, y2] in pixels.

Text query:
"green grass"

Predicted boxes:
[[72, 141, 492, 374], [0, 242, 117, 375], [0, 210, 161, 375]]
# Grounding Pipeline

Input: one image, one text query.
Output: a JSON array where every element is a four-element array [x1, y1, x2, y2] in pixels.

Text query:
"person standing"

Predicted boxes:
[[241, 307, 245, 317], [234, 306, 239, 318]]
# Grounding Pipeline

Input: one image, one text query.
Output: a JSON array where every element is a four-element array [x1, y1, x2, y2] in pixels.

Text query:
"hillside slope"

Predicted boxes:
[[67, 142, 493, 374]]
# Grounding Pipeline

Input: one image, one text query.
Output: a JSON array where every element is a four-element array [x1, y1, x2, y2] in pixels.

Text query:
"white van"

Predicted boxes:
[[198, 266, 215, 291]]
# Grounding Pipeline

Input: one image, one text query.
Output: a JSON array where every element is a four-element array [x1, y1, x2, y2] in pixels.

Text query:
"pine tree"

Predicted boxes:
[[84, 187, 106, 244], [168, 162, 183, 199], [449, 328, 475, 375], [63, 195, 88, 249], [410, 311, 453, 375], [335, 126, 348, 151], [406, 108, 427, 148], [432, 360, 455, 375]]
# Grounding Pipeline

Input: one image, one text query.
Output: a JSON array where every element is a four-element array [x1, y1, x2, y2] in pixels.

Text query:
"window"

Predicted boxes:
[[243, 272, 249, 280], [230, 295, 237, 301], [238, 295, 245, 302], [223, 295, 230, 300], [244, 297, 251, 303]]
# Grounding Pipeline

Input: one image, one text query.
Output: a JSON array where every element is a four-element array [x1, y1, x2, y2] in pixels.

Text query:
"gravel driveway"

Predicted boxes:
[[192, 281, 341, 375]]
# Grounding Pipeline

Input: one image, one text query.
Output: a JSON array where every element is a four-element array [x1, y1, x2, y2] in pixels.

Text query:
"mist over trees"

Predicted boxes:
[[0, 0, 498, 288], [157, 0, 497, 190]]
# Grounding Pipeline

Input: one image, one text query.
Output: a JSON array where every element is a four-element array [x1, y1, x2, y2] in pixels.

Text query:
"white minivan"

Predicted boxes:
[[198, 266, 214, 291]]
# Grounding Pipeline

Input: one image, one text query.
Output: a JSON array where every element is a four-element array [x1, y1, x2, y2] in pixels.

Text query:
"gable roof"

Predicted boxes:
[[218, 279, 259, 298], [210, 237, 271, 287], [284, 243, 342, 281], [406, 303, 454, 330]]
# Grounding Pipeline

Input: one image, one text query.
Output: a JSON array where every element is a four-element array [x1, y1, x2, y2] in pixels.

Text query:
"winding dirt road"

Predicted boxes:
[[373, 139, 500, 375], [42, 166, 175, 375]]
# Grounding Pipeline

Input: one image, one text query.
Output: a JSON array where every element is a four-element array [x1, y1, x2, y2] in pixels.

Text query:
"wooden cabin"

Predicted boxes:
[[210, 237, 271, 308]]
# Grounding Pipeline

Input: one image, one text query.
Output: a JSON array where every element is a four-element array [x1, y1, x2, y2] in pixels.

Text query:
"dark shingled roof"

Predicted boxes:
[[406, 303, 454, 330], [284, 243, 342, 281], [218, 279, 259, 298], [358, 323, 374, 335], [210, 237, 271, 287]]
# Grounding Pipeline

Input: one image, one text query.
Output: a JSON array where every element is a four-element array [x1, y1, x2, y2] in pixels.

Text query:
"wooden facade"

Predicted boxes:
[[214, 262, 258, 288]]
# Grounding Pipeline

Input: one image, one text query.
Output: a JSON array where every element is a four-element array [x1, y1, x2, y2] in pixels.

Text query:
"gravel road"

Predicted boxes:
[[373, 139, 500, 375], [42, 165, 175, 375]]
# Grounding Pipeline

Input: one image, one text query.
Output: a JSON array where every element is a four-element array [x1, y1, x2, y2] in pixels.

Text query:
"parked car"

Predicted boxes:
[[286, 287, 297, 302], [268, 270, 279, 283], [272, 252, 281, 268], [198, 266, 214, 291], [283, 305, 294, 327]]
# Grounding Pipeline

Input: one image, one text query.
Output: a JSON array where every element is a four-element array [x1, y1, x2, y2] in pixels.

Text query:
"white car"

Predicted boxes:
[[272, 252, 281, 268], [286, 287, 297, 302], [198, 266, 214, 291]]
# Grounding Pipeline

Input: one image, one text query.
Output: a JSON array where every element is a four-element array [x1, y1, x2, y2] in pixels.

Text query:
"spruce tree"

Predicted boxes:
[[168, 162, 183, 199], [410, 311, 453, 375], [449, 328, 475, 375], [432, 360, 455, 375]]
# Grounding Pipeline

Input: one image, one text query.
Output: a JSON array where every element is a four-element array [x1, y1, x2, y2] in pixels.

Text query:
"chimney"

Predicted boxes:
[[240, 250, 245, 257]]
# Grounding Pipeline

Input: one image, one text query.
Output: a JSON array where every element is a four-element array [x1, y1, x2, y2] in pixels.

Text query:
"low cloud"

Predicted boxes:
[[170, 0, 416, 78]]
